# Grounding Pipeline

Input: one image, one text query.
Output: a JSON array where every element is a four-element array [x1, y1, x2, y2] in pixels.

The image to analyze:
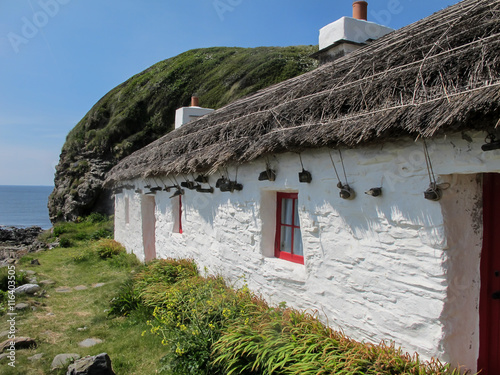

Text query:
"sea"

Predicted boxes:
[[0, 186, 54, 230]]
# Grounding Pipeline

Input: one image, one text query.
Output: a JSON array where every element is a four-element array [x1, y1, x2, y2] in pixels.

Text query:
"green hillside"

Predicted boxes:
[[49, 46, 318, 221]]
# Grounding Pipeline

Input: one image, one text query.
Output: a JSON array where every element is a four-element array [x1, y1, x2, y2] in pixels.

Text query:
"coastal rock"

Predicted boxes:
[[66, 353, 115, 375], [0, 226, 43, 246]]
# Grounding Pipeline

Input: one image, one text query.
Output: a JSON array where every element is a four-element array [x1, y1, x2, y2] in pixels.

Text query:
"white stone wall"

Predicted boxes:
[[114, 131, 500, 371]]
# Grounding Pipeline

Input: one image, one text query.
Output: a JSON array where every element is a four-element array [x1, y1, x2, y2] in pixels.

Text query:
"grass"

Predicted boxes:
[[0, 218, 164, 375]]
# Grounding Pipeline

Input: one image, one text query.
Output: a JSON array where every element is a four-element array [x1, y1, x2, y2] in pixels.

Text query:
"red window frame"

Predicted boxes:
[[275, 192, 304, 264], [178, 195, 183, 234]]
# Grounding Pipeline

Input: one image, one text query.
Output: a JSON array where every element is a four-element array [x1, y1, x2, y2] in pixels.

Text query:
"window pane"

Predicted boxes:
[[293, 200, 300, 226], [281, 198, 293, 225], [293, 228, 303, 256], [280, 226, 292, 253]]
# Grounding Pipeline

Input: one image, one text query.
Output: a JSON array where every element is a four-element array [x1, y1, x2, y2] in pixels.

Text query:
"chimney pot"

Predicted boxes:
[[191, 96, 199, 107], [352, 1, 368, 21]]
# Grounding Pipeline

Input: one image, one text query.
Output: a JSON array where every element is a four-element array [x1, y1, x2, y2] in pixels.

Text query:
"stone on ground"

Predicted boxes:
[[66, 353, 115, 375], [40, 279, 56, 285], [74, 285, 88, 291], [14, 302, 30, 310], [78, 338, 103, 348], [51, 353, 81, 370], [14, 283, 40, 295], [55, 286, 73, 293], [0, 337, 37, 352], [28, 353, 44, 361]]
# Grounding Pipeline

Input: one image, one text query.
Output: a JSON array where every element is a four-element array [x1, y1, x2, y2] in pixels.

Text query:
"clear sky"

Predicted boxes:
[[0, 0, 459, 186]]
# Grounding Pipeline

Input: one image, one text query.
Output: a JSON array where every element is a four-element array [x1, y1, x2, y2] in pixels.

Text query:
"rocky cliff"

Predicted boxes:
[[49, 46, 318, 222]]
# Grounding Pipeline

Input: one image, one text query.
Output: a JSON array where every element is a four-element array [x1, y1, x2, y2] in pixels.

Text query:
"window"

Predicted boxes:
[[275, 192, 304, 264], [172, 195, 183, 234]]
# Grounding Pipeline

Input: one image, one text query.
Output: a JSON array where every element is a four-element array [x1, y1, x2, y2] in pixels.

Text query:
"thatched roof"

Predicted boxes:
[[106, 0, 500, 185]]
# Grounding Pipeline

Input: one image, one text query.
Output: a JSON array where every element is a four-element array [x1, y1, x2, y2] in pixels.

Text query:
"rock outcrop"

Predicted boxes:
[[0, 226, 43, 246], [48, 46, 318, 222], [67, 353, 115, 375]]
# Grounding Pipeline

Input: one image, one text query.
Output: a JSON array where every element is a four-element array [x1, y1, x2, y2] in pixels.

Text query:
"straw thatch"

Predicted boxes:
[[106, 0, 500, 185]]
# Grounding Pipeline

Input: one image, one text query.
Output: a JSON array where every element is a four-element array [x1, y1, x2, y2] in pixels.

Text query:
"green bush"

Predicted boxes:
[[95, 239, 126, 259], [90, 228, 113, 240], [53, 224, 68, 237], [86, 212, 108, 224], [109, 279, 145, 317], [59, 237, 72, 248], [135, 258, 198, 287], [149, 276, 254, 375], [0, 268, 29, 292]]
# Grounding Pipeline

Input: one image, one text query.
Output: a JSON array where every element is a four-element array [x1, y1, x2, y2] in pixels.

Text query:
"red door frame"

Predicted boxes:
[[478, 173, 500, 374]]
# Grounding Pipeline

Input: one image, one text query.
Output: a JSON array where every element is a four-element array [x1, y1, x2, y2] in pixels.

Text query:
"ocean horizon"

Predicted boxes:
[[0, 185, 54, 230]]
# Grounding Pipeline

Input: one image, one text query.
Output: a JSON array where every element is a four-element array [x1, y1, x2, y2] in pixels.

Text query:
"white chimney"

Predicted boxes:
[[175, 95, 214, 129], [312, 1, 394, 64]]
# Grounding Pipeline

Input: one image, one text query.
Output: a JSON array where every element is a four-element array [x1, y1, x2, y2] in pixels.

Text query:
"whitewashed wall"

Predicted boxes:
[[114, 131, 500, 371]]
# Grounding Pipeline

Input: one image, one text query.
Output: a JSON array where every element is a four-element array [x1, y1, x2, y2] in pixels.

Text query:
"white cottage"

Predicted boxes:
[[106, 0, 500, 373]]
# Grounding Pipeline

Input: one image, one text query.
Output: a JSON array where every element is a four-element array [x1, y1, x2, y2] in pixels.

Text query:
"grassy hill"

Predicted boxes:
[[49, 46, 318, 222]]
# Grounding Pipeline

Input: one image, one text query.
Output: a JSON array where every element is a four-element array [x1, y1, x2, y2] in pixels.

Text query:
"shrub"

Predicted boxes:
[[59, 237, 72, 248], [0, 267, 29, 292], [53, 225, 67, 237], [86, 212, 108, 224], [90, 228, 113, 240], [135, 259, 198, 286], [109, 279, 145, 317], [148, 275, 254, 375], [95, 239, 126, 259]]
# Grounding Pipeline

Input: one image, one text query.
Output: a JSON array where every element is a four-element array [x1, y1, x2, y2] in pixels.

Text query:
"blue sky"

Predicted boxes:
[[0, 0, 459, 186]]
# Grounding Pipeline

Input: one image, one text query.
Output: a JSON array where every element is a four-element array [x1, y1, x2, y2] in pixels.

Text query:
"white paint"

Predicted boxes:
[[114, 131, 500, 372], [318, 16, 394, 50], [174, 106, 214, 129]]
